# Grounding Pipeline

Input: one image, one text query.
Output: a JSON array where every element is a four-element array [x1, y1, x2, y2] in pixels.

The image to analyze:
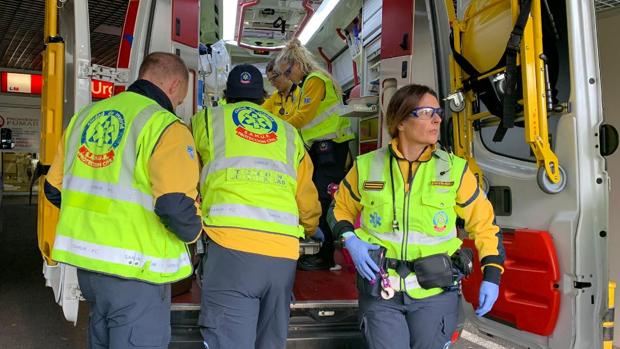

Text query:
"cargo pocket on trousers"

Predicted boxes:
[[440, 312, 459, 340], [360, 315, 377, 349]]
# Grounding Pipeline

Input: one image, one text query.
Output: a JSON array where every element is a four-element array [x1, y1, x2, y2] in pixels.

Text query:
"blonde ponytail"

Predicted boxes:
[[276, 38, 342, 96]]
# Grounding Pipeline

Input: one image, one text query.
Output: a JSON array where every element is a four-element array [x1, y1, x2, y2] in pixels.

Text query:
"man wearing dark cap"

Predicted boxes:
[[190, 64, 322, 348]]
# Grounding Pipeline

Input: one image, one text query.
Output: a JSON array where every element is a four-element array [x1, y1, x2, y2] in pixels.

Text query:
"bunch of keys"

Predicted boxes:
[[378, 267, 394, 300], [368, 249, 394, 300]]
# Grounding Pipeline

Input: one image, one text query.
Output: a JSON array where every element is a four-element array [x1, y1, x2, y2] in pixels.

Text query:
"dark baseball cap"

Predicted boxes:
[[226, 64, 264, 100]]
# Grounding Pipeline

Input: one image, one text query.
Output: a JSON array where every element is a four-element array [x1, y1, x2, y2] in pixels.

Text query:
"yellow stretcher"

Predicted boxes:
[[445, 0, 566, 193], [38, 0, 64, 264]]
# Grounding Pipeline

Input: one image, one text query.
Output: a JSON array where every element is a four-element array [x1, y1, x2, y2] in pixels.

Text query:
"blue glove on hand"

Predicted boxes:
[[476, 281, 499, 317], [343, 233, 380, 281], [311, 227, 325, 242]]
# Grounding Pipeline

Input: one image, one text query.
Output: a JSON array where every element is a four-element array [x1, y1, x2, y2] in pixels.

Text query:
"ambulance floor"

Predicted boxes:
[[0, 195, 553, 349]]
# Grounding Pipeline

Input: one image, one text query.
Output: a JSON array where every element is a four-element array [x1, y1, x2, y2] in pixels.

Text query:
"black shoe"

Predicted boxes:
[[297, 254, 335, 271]]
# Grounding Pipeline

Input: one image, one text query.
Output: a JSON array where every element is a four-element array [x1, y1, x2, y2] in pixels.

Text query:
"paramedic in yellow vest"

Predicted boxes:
[[275, 38, 355, 271], [329, 84, 504, 348], [191, 64, 322, 349], [262, 58, 300, 119], [44, 52, 202, 349]]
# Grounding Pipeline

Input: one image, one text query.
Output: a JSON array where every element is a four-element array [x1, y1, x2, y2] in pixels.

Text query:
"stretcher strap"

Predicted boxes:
[[496, 0, 533, 142]]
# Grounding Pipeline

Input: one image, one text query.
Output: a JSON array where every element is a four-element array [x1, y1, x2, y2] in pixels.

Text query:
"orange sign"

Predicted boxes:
[[1, 71, 114, 99]]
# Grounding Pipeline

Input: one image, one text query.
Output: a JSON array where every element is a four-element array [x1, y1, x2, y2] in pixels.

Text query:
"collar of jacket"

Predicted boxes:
[[298, 73, 310, 88], [127, 79, 175, 114], [279, 83, 298, 100], [388, 138, 437, 163]]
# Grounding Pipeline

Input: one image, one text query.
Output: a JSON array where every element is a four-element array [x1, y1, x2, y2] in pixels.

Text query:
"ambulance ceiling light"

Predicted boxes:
[[298, 0, 341, 45]]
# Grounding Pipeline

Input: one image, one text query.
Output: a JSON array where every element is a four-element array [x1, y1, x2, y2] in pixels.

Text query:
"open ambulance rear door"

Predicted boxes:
[[425, 1, 617, 348]]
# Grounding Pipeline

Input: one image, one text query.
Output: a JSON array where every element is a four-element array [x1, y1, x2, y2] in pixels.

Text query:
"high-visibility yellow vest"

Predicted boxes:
[[52, 92, 192, 284], [298, 71, 354, 145], [355, 147, 466, 299], [192, 102, 306, 238]]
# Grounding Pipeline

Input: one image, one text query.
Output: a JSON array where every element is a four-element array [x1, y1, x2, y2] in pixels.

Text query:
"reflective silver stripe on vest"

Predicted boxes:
[[284, 122, 297, 172], [63, 104, 165, 210], [202, 106, 297, 184], [209, 203, 299, 227], [54, 235, 190, 273], [211, 106, 226, 159], [362, 224, 457, 245], [389, 274, 422, 291], [369, 147, 388, 181], [201, 156, 296, 184], [64, 104, 97, 174], [63, 174, 154, 210], [300, 103, 345, 131], [120, 104, 166, 185]]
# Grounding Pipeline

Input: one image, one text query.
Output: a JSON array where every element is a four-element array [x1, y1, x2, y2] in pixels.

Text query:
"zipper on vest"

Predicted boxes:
[[402, 160, 415, 292]]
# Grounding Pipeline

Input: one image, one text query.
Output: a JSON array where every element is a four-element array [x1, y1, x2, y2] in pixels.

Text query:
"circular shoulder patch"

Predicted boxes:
[[78, 110, 126, 168]]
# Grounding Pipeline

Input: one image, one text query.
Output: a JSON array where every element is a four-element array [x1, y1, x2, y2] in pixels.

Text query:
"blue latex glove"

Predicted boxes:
[[343, 233, 380, 281], [476, 281, 499, 317], [311, 227, 325, 242]]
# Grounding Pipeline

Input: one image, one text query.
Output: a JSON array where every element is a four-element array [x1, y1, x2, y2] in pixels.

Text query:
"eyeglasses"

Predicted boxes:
[[268, 73, 280, 84], [410, 107, 444, 120]]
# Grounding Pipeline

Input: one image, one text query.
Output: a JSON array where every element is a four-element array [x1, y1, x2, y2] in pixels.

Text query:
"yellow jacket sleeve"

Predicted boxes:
[[46, 133, 66, 191], [286, 77, 325, 129], [455, 166, 505, 284], [149, 122, 203, 243], [296, 152, 322, 237], [262, 92, 278, 116], [329, 163, 362, 237], [43, 133, 66, 207]]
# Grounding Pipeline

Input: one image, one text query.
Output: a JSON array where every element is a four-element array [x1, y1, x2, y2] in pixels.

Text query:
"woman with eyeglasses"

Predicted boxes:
[[328, 84, 504, 348], [262, 59, 300, 119], [275, 38, 355, 271]]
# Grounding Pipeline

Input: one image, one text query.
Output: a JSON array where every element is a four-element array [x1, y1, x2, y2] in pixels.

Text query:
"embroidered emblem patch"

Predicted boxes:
[[432, 211, 449, 232], [370, 212, 382, 228], [431, 180, 454, 187], [240, 71, 252, 84], [363, 181, 385, 190], [232, 106, 278, 144], [78, 110, 126, 168], [186, 145, 195, 160]]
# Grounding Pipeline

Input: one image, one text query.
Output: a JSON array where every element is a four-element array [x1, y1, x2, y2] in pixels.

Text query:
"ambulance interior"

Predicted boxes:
[[28, 0, 620, 348], [178, 0, 618, 347]]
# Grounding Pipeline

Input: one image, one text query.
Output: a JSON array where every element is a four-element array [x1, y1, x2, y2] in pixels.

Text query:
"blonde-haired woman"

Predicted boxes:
[[275, 38, 354, 271]]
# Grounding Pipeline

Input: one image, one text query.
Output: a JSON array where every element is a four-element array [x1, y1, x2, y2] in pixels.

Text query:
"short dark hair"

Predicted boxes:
[[138, 52, 189, 84], [385, 84, 439, 138]]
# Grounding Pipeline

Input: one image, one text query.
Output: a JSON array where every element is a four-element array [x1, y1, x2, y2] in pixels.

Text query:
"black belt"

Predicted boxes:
[[385, 258, 415, 279], [384, 248, 474, 280]]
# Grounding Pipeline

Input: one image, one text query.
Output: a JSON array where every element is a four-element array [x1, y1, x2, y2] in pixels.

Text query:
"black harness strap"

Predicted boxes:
[[448, 0, 533, 142], [495, 0, 533, 142]]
